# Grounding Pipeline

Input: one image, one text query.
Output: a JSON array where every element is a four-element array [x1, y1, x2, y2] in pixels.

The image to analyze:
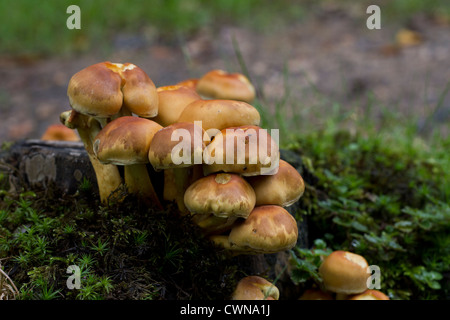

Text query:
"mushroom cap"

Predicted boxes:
[[348, 289, 390, 300], [176, 99, 260, 132], [176, 78, 199, 90], [114, 62, 159, 118], [184, 173, 256, 219], [231, 276, 279, 300], [246, 159, 305, 207], [318, 251, 370, 295], [67, 62, 158, 118], [67, 62, 123, 118], [196, 69, 256, 103], [203, 125, 280, 176], [148, 122, 208, 171], [41, 124, 80, 142], [152, 85, 201, 127], [298, 289, 334, 300], [228, 205, 298, 254], [93, 116, 162, 165]]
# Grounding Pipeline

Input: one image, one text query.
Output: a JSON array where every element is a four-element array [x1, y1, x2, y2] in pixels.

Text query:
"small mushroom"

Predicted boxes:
[[231, 276, 279, 300], [196, 69, 256, 103], [148, 122, 208, 212], [214, 205, 298, 255], [246, 159, 305, 207], [318, 250, 371, 297], [203, 125, 280, 177], [41, 124, 80, 142], [152, 85, 201, 127], [93, 116, 162, 208], [183, 173, 256, 234]]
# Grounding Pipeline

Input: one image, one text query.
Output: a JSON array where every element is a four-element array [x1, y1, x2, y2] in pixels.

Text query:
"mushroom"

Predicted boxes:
[[67, 61, 158, 125], [93, 116, 162, 207], [41, 124, 80, 142], [148, 122, 208, 212], [245, 159, 305, 207], [104, 62, 159, 118], [176, 99, 261, 135], [60, 110, 122, 204], [347, 289, 390, 300], [183, 173, 256, 235], [318, 250, 371, 298], [196, 69, 256, 103], [152, 85, 201, 127], [231, 276, 279, 300], [203, 125, 280, 177], [176, 78, 199, 90], [213, 205, 298, 255]]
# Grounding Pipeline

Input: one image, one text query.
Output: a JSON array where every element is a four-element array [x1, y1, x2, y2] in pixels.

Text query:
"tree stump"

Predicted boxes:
[[0, 139, 311, 299]]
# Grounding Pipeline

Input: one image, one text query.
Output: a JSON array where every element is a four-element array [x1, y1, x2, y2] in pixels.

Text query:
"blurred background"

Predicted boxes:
[[0, 0, 449, 143]]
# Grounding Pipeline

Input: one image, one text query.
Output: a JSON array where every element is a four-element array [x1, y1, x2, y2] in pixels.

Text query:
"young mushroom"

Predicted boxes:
[[183, 173, 256, 235], [245, 159, 305, 207], [318, 250, 371, 298], [196, 69, 256, 104], [231, 276, 279, 300], [93, 116, 163, 208], [41, 124, 80, 142], [148, 122, 208, 213]]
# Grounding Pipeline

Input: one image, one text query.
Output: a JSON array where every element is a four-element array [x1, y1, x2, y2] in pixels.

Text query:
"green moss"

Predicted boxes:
[[0, 187, 239, 300]]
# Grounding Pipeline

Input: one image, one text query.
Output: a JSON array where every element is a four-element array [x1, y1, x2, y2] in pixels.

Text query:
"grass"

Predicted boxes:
[[1, 0, 449, 56]]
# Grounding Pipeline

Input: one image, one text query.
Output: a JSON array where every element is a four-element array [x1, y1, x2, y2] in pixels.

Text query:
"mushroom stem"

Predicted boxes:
[[172, 167, 191, 214], [60, 110, 122, 204], [124, 164, 162, 209]]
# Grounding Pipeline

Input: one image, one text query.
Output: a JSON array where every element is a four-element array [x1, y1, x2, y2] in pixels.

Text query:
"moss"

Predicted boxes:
[[0, 185, 240, 300]]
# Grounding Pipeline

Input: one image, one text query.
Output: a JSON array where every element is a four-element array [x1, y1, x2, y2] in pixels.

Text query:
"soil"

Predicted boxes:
[[0, 7, 449, 143]]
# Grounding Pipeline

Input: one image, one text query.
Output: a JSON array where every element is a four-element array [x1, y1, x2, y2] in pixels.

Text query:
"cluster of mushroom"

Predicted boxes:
[[60, 61, 306, 257], [299, 250, 390, 300]]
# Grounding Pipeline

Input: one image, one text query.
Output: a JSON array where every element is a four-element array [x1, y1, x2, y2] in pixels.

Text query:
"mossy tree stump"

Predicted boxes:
[[0, 140, 310, 299]]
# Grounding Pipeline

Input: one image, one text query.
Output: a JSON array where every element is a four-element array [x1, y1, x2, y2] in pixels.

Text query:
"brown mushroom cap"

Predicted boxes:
[[94, 116, 162, 165], [228, 205, 298, 254], [148, 122, 208, 171], [348, 289, 390, 300], [184, 173, 256, 219], [152, 85, 201, 127], [115, 62, 159, 118], [203, 125, 280, 177], [176, 78, 199, 90], [318, 251, 370, 295], [231, 276, 279, 300], [41, 124, 80, 142], [196, 69, 256, 103], [176, 99, 260, 133], [246, 159, 305, 207], [68, 62, 158, 119], [67, 62, 123, 118]]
